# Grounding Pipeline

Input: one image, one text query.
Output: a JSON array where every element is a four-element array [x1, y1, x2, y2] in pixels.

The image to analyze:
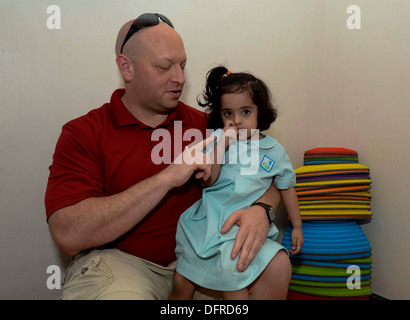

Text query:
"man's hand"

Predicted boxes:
[[164, 135, 216, 188], [220, 205, 269, 272]]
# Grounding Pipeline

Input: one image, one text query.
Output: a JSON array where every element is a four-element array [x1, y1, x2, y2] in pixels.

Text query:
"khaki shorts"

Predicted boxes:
[[61, 248, 221, 300]]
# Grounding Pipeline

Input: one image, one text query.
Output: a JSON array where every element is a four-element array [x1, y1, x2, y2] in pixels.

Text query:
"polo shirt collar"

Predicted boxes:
[[109, 89, 187, 129], [250, 133, 278, 149]]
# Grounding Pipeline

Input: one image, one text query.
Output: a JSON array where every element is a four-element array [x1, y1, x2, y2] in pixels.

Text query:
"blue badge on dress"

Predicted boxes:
[[260, 155, 275, 172]]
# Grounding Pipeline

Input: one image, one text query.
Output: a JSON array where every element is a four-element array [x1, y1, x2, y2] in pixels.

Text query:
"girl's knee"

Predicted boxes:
[[274, 250, 292, 280], [248, 250, 291, 299]]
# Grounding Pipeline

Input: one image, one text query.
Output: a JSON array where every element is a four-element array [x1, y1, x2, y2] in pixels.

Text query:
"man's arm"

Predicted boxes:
[[220, 183, 281, 272], [49, 168, 174, 256], [48, 136, 215, 256]]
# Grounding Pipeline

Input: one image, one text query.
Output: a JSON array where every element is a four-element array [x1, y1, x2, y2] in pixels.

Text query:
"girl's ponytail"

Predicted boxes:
[[198, 66, 230, 129], [198, 66, 229, 109]]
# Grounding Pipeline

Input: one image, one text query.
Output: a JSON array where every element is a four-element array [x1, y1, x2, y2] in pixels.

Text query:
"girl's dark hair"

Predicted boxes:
[[197, 66, 277, 131]]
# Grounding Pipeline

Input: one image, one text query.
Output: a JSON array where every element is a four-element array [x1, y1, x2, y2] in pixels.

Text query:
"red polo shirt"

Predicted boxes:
[[45, 89, 209, 266]]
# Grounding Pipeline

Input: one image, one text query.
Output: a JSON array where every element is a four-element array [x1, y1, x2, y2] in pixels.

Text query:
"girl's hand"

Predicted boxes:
[[289, 226, 303, 255], [223, 121, 238, 145]]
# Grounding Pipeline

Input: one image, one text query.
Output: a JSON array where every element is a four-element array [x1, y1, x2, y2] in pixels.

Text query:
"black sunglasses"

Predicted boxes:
[[120, 13, 174, 54]]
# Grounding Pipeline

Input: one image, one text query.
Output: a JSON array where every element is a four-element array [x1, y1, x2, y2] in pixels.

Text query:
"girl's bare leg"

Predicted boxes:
[[223, 288, 250, 300], [170, 272, 197, 300], [248, 250, 291, 300]]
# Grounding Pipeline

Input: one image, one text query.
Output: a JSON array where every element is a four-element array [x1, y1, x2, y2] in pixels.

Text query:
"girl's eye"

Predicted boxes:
[[223, 111, 232, 117], [242, 109, 251, 115]]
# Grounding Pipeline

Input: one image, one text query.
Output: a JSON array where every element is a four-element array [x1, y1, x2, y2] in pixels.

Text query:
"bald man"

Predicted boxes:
[[45, 13, 290, 300]]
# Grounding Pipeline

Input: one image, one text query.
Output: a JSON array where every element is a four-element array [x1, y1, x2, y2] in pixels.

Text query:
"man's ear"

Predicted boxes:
[[116, 54, 133, 82]]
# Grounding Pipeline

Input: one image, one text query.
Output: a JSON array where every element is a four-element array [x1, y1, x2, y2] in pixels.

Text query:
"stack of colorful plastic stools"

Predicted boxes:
[[303, 147, 358, 165], [282, 221, 372, 299], [295, 148, 372, 220], [282, 147, 372, 299]]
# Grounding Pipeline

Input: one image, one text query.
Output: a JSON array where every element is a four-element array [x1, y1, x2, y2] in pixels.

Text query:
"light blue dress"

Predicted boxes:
[[175, 129, 296, 291]]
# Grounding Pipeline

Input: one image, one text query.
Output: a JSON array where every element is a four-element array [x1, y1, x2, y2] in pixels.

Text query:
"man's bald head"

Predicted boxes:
[[114, 16, 187, 117], [114, 16, 178, 57], [115, 19, 134, 56]]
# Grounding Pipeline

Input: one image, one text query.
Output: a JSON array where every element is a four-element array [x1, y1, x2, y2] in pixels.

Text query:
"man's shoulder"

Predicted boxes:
[[66, 104, 108, 125], [62, 104, 110, 139]]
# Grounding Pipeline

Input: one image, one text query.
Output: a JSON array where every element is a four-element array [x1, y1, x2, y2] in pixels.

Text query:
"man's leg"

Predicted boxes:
[[61, 249, 174, 300]]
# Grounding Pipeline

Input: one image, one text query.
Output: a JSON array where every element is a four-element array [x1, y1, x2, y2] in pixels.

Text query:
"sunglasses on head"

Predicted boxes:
[[120, 13, 174, 54]]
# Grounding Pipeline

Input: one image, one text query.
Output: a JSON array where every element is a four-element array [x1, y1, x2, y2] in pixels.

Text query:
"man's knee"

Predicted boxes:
[[61, 249, 174, 300], [98, 290, 145, 300]]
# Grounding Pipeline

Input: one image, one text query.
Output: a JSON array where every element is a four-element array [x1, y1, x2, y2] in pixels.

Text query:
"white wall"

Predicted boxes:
[[0, 0, 408, 299], [320, 0, 410, 299]]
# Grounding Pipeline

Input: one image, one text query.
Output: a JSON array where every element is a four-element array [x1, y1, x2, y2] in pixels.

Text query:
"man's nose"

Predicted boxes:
[[171, 65, 185, 85]]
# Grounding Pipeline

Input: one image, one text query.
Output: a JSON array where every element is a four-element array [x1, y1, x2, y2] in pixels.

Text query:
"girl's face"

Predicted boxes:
[[220, 92, 258, 139]]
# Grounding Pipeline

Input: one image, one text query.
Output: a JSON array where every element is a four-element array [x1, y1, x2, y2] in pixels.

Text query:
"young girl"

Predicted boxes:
[[170, 66, 303, 300]]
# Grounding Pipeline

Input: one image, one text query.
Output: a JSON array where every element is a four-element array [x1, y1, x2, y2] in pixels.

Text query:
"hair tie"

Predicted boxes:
[[223, 70, 232, 77]]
